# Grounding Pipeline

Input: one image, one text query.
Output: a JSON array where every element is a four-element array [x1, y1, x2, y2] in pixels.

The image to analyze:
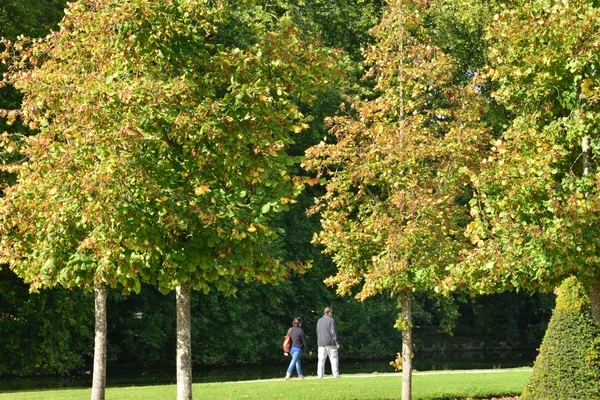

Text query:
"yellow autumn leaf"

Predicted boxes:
[[195, 185, 209, 195], [247, 224, 257, 233], [581, 78, 593, 97]]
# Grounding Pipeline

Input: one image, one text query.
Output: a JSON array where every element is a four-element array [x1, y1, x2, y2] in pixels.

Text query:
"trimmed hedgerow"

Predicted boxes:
[[522, 277, 600, 399]]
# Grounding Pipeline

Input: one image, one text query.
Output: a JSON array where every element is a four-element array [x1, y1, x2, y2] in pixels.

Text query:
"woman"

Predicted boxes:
[[284, 317, 312, 380]]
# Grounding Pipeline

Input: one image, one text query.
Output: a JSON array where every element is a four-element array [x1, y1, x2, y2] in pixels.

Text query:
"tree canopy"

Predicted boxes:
[[445, 0, 600, 304], [0, 0, 341, 295], [304, 0, 490, 304]]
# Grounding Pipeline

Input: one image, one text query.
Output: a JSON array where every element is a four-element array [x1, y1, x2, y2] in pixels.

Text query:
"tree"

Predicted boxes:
[[304, 0, 490, 397], [0, 0, 340, 399], [444, 0, 600, 324]]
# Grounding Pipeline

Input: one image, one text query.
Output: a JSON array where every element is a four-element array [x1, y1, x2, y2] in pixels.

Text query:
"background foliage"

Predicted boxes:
[[0, 268, 93, 376]]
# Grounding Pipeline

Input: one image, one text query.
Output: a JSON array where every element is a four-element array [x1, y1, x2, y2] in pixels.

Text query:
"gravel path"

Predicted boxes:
[[219, 368, 533, 384]]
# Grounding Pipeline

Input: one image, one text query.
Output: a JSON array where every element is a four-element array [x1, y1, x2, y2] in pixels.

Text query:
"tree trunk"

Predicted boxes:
[[91, 285, 107, 400], [589, 277, 600, 326], [401, 291, 412, 400], [581, 136, 600, 325], [176, 281, 192, 400], [582, 135, 591, 175]]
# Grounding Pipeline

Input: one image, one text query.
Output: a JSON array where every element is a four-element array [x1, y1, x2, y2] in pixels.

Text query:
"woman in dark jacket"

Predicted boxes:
[[284, 317, 312, 380]]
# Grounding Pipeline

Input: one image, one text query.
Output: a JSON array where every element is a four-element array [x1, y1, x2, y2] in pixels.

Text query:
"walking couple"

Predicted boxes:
[[284, 307, 340, 380]]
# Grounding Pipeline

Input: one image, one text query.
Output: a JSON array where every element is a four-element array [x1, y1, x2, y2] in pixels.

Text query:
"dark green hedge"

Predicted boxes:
[[0, 268, 94, 376], [522, 277, 600, 400]]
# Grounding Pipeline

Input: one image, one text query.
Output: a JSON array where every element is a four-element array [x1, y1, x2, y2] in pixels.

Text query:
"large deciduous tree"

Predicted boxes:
[[304, 0, 490, 398], [445, 0, 600, 325], [0, 1, 339, 399]]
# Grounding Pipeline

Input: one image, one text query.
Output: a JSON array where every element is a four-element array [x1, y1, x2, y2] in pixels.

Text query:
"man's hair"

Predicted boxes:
[[324, 307, 332, 315], [292, 317, 302, 326]]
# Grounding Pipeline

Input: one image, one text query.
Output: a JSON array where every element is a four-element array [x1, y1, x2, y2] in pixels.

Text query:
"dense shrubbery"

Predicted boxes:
[[0, 263, 553, 376], [522, 277, 600, 400], [0, 268, 94, 375]]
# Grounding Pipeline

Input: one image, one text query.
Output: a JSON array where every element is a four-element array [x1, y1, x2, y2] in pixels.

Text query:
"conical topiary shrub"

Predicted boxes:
[[521, 277, 600, 399]]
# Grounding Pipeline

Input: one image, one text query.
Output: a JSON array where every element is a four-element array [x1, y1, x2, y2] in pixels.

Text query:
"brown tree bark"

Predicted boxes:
[[176, 281, 192, 400], [589, 277, 600, 325], [401, 291, 412, 400], [91, 285, 107, 400], [581, 136, 600, 325]]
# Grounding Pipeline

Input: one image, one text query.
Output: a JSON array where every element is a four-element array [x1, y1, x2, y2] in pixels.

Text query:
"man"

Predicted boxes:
[[316, 307, 340, 378]]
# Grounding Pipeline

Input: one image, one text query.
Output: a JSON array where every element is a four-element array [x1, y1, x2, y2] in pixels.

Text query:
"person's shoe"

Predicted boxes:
[[299, 376, 305, 380], [284, 374, 291, 381]]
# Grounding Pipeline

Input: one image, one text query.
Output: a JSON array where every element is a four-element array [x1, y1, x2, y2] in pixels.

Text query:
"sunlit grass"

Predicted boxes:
[[0, 369, 531, 400]]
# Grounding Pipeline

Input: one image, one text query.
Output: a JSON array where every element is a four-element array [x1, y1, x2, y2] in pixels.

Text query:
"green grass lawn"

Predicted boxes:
[[0, 369, 531, 400]]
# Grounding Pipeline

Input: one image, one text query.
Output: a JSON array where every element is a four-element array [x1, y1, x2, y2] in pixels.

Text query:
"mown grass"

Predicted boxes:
[[0, 369, 531, 400]]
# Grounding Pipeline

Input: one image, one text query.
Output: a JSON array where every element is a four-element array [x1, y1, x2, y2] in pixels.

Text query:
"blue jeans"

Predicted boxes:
[[286, 347, 303, 376]]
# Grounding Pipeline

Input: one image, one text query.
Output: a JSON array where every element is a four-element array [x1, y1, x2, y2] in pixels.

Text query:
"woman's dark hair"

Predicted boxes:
[[292, 317, 302, 326]]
